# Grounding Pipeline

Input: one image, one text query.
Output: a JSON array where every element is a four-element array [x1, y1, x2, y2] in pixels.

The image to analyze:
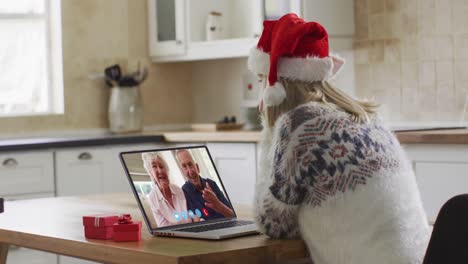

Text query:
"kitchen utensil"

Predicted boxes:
[[118, 76, 139, 87], [129, 63, 148, 85], [104, 64, 122, 82], [135, 67, 148, 84]]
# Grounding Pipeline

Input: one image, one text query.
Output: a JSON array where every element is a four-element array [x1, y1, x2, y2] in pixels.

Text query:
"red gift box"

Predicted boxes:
[[82, 214, 119, 240], [113, 214, 142, 242]]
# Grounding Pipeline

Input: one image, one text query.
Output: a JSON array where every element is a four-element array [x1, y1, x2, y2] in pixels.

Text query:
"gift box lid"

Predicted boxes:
[[83, 214, 119, 227], [113, 214, 141, 232]]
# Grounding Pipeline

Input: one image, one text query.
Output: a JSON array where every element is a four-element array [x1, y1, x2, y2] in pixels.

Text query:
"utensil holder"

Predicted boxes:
[[108, 86, 143, 133]]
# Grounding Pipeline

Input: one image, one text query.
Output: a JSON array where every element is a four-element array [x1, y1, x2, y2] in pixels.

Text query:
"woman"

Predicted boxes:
[[142, 153, 193, 227], [250, 14, 430, 263]]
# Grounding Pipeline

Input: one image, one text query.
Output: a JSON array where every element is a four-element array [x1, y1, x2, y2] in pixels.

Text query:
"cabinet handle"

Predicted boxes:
[[176, 40, 183, 45], [2, 158, 18, 167], [78, 152, 93, 160]]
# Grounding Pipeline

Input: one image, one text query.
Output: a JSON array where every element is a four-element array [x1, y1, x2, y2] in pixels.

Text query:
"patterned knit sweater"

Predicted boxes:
[[255, 101, 430, 264]]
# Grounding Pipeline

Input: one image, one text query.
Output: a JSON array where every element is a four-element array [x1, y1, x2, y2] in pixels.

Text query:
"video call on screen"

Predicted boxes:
[[122, 147, 234, 229]]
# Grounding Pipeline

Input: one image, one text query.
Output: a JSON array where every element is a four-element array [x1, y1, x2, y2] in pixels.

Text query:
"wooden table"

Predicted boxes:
[[0, 194, 308, 264]]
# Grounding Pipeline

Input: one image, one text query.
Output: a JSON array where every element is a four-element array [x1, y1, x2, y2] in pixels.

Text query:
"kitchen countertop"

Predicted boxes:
[[1, 128, 468, 152], [163, 131, 261, 143], [395, 129, 468, 144], [164, 129, 468, 145], [0, 134, 165, 152]]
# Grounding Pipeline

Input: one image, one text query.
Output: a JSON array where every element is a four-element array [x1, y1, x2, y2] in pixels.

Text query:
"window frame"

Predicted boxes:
[[0, 0, 63, 117]]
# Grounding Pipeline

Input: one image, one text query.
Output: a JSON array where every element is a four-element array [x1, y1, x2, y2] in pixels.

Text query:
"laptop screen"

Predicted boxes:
[[120, 146, 236, 230]]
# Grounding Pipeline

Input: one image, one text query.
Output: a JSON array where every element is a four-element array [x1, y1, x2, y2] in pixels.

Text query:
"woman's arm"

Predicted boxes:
[[255, 115, 307, 239], [255, 185, 302, 239]]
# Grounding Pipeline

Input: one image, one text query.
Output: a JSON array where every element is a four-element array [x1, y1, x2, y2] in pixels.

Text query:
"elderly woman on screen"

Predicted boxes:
[[142, 152, 193, 227]]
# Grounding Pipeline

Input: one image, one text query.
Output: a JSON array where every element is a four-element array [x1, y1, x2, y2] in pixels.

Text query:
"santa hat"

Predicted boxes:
[[248, 13, 345, 107]]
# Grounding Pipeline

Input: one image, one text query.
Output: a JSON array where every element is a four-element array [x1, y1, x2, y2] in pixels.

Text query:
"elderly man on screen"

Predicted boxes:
[[175, 149, 234, 220]]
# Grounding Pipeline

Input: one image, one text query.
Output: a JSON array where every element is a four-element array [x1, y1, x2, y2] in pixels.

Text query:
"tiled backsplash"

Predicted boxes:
[[354, 0, 468, 122]]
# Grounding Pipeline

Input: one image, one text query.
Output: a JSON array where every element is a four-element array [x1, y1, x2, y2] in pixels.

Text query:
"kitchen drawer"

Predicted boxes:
[[56, 148, 109, 196], [0, 152, 54, 196], [414, 161, 468, 221]]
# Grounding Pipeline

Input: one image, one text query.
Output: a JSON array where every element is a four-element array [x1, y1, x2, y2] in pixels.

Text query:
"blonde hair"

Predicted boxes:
[[263, 78, 378, 127]]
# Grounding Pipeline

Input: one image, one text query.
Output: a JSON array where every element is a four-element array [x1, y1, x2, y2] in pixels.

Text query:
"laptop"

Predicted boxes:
[[119, 145, 258, 240]]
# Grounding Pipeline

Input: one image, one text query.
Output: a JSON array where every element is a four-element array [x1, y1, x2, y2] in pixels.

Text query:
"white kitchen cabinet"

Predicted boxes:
[[56, 143, 164, 196], [206, 143, 256, 206], [56, 148, 109, 196], [404, 144, 468, 222], [0, 151, 57, 264], [147, 0, 300, 62], [55, 147, 111, 264], [55, 143, 163, 264], [148, 0, 186, 56], [0, 151, 54, 196]]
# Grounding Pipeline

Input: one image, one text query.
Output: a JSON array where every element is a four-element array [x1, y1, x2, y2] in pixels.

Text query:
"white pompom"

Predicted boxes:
[[263, 82, 286, 106]]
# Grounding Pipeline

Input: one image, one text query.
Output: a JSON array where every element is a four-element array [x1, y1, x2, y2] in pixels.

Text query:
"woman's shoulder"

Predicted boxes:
[[274, 101, 343, 135]]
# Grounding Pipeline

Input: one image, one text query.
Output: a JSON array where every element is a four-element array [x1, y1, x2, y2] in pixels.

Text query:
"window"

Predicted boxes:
[[0, 0, 63, 116]]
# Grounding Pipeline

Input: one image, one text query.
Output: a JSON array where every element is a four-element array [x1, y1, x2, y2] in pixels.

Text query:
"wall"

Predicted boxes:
[[0, 0, 193, 137], [190, 2, 357, 124], [354, 0, 468, 122], [190, 40, 356, 123], [191, 58, 246, 123]]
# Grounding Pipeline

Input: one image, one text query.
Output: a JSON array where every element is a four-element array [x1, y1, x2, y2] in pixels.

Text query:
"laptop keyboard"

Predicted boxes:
[[175, 220, 253, 233]]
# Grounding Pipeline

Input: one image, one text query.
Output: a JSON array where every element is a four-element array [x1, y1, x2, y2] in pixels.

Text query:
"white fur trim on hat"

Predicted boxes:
[[263, 82, 287, 106], [247, 48, 345, 82]]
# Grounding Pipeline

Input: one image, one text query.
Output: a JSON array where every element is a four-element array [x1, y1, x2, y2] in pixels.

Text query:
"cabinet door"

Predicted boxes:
[[0, 152, 54, 196], [206, 143, 256, 206], [148, 0, 186, 56], [405, 144, 468, 222], [55, 148, 109, 196], [414, 162, 468, 222]]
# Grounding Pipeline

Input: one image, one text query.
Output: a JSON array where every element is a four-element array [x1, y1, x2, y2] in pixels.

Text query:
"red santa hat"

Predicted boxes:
[[248, 13, 345, 107]]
